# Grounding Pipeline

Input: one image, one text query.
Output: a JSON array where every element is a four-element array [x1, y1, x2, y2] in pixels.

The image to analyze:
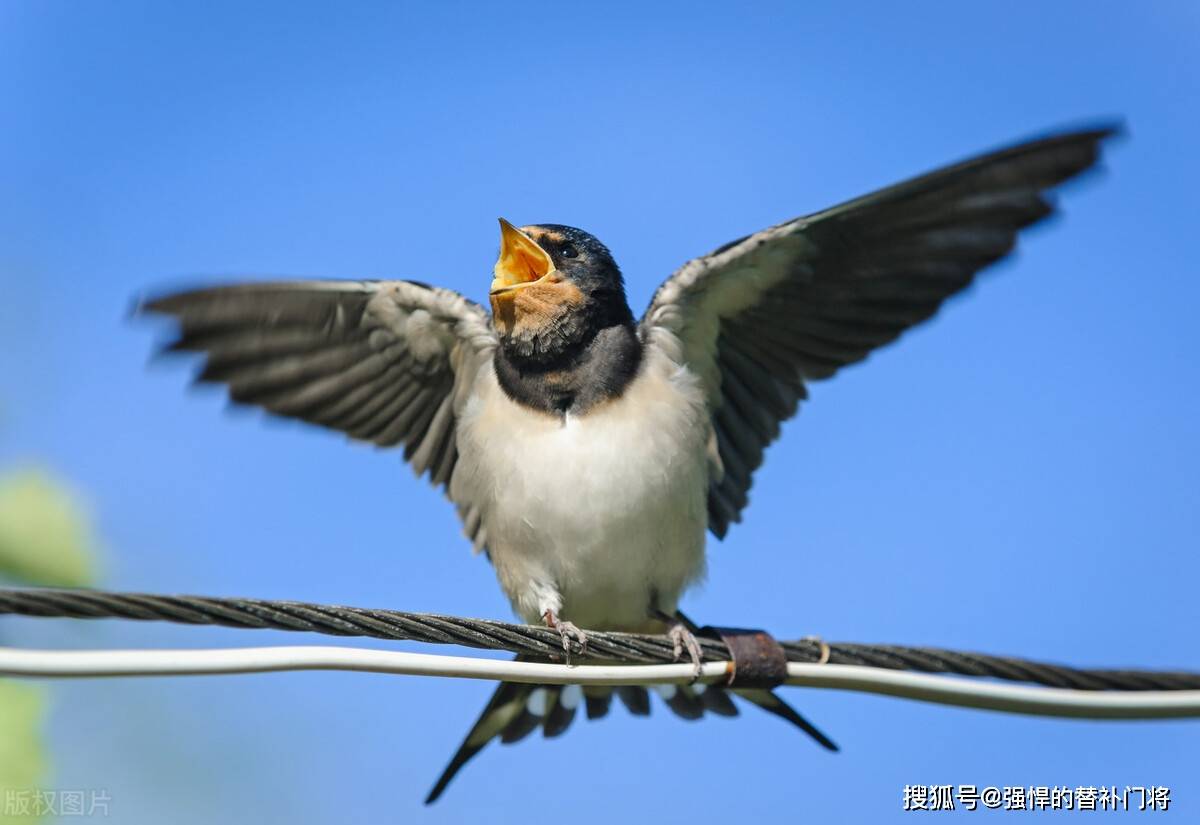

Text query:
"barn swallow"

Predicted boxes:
[[141, 124, 1117, 802]]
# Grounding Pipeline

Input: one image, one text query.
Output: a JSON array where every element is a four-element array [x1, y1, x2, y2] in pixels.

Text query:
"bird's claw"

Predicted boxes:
[[543, 611, 588, 664], [668, 623, 704, 683]]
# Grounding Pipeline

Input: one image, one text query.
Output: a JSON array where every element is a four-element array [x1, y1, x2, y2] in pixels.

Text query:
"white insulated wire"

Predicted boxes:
[[1, 645, 1198, 720]]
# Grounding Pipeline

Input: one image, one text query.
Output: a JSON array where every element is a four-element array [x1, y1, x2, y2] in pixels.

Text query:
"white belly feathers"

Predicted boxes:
[[452, 345, 711, 630]]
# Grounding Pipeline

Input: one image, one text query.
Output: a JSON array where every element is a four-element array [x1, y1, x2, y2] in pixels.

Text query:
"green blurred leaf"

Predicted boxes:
[[0, 680, 48, 823], [0, 439, 101, 819], [0, 469, 97, 587]]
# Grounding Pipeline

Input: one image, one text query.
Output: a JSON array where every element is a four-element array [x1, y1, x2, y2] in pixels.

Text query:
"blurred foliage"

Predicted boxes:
[[0, 681, 48, 823], [0, 465, 99, 821], [0, 469, 96, 587]]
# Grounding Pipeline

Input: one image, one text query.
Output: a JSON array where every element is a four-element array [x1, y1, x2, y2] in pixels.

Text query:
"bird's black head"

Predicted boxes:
[[489, 220, 634, 364], [520, 223, 624, 299]]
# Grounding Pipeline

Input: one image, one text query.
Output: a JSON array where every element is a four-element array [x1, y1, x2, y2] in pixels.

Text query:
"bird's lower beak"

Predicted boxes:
[[491, 219, 554, 295]]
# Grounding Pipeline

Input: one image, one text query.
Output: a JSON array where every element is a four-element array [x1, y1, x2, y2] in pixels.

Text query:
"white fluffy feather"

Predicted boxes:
[[452, 341, 711, 630]]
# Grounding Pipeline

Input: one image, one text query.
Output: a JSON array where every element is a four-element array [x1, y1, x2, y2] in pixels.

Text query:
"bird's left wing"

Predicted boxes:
[[141, 280, 497, 548], [639, 126, 1117, 539]]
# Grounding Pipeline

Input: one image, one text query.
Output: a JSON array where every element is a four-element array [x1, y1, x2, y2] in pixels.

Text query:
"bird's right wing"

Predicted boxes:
[[141, 279, 497, 549]]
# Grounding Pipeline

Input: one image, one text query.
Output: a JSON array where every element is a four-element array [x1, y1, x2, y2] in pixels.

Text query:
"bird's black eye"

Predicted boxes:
[[560, 244, 579, 259]]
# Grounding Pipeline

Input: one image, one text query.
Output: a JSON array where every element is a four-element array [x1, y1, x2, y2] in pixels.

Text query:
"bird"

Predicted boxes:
[[139, 124, 1117, 803]]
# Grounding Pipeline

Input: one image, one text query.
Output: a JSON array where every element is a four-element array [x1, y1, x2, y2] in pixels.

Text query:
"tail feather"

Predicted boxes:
[[734, 688, 839, 752], [424, 678, 534, 804], [698, 684, 739, 717], [425, 662, 837, 804], [497, 698, 543, 744], [616, 685, 651, 716], [655, 683, 704, 720], [543, 685, 580, 738], [583, 685, 613, 719]]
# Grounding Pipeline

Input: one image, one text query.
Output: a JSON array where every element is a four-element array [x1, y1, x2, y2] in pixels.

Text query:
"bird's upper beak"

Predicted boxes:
[[491, 219, 555, 295]]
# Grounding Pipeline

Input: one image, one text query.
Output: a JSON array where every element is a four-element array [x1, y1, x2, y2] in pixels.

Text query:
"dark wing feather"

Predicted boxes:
[[640, 125, 1118, 538], [141, 279, 496, 550]]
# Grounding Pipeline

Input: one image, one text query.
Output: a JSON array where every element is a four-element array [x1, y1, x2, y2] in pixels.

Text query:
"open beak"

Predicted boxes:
[[491, 219, 554, 295]]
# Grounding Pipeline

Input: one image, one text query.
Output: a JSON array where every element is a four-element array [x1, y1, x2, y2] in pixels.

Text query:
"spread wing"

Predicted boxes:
[[141, 279, 497, 549], [640, 126, 1118, 539]]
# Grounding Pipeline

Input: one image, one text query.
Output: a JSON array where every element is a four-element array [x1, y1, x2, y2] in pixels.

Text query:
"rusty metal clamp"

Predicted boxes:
[[700, 626, 788, 688]]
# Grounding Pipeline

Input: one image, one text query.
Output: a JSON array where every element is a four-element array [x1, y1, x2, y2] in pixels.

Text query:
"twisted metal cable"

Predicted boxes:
[[1, 587, 1196, 692]]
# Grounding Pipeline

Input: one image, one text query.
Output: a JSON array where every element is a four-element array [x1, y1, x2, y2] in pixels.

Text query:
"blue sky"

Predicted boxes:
[[2, 1, 1198, 822]]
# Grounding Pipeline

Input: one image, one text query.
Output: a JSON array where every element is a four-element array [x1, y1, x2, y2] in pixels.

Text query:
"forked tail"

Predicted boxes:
[[425, 619, 836, 804]]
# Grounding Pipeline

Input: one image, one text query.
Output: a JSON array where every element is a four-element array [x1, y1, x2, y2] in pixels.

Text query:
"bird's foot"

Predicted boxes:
[[542, 610, 587, 664], [668, 622, 704, 683]]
